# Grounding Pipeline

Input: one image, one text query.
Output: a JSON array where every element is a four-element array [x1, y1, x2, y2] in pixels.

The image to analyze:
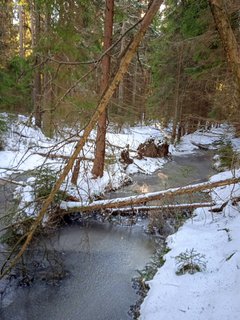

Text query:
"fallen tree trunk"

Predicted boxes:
[[61, 177, 240, 212], [0, 0, 164, 279], [104, 202, 215, 213], [190, 141, 212, 150], [35, 152, 94, 161], [0, 178, 27, 187]]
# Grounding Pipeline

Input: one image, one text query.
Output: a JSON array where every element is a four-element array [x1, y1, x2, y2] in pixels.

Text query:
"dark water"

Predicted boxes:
[[0, 151, 215, 320]]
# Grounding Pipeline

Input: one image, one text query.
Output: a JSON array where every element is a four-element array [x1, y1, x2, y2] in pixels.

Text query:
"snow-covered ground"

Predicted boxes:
[[173, 124, 235, 154], [0, 115, 168, 203], [140, 169, 240, 320], [139, 126, 240, 320], [0, 114, 239, 210], [1, 114, 240, 319]]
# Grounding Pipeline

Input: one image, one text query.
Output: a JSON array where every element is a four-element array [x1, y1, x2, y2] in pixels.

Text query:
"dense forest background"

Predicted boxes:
[[0, 0, 240, 137]]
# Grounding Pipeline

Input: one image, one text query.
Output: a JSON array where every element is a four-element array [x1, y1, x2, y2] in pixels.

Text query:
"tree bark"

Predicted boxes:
[[42, 72, 53, 137], [61, 177, 240, 212], [42, 5, 53, 137], [118, 20, 127, 110], [208, 0, 240, 95], [71, 158, 81, 185], [18, 4, 24, 58], [91, 0, 114, 178], [171, 43, 183, 144], [0, 0, 164, 279], [31, 0, 42, 128], [35, 152, 94, 161], [103, 202, 215, 214]]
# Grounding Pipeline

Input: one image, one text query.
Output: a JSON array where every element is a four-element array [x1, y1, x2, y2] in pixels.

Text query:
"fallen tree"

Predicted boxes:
[[0, 0, 164, 280], [35, 152, 94, 161], [103, 202, 215, 214], [61, 177, 240, 212], [0, 178, 27, 187]]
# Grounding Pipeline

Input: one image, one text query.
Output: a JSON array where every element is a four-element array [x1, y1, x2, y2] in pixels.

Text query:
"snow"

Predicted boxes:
[[1, 114, 240, 318], [1, 115, 239, 213], [0, 115, 170, 216], [140, 170, 240, 320], [173, 125, 234, 154], [231, 138, 240, 152], [61, 177, 239, 212]]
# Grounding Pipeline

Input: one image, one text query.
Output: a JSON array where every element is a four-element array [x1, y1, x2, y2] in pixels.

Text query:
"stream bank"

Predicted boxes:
[[0, 150, 216, 320]]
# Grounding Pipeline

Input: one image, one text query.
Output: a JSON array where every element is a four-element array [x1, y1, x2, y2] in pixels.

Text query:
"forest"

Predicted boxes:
[[0, 1, 240, 320], [1, 0, 239, 138]]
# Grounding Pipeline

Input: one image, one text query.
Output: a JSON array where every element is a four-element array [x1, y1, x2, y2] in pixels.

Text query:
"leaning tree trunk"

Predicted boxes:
[[91, 0, 114, 178], [0, 0, 164, 280], [208, 0, 240, 96]]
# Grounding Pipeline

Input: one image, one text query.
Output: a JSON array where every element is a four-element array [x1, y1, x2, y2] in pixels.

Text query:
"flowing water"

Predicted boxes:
[[0, 151, 215, 320], [110, 151, 215, 198]]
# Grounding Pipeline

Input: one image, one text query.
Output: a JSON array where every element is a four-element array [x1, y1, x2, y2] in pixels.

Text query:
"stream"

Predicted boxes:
[[0, 151, 216, 320]]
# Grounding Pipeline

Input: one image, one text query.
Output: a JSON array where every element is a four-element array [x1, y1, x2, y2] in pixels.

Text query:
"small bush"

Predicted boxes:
[[218, 142, 239, 169], [175, 248, 207, 275], [33, 167, 65, 204]]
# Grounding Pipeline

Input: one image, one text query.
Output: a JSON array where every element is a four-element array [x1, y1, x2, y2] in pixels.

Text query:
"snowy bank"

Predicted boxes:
[[173, 125, 234, 154], [140, 169, 240, 320], [0, 115, 169, 217], [1, 114, 239, 220]]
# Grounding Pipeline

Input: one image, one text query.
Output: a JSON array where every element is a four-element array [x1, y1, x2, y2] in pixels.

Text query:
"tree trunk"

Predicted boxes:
[[71, 158, 81, 185], [18, 4, 24, 58], [0, 0, 164, 279], [0, 1, 13, 66], [31, 0, 42, 128], [91, 0, 114, 178], [92, 202, 216, 214], [61, 177, 240, 212], [208, 0, 240, 95], [132, 58, 138, 107], [42, 70, 53, 137], [118, 20, 127, 110], [42, 5, 53, 137], [171, 43, 183, 144]]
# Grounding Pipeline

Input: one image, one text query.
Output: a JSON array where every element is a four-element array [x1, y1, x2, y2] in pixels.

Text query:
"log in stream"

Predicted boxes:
[[61, 177, 240, 213]]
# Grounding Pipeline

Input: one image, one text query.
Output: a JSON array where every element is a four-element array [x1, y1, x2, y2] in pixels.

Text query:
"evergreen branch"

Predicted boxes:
[[47, 17, 144, 66]]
